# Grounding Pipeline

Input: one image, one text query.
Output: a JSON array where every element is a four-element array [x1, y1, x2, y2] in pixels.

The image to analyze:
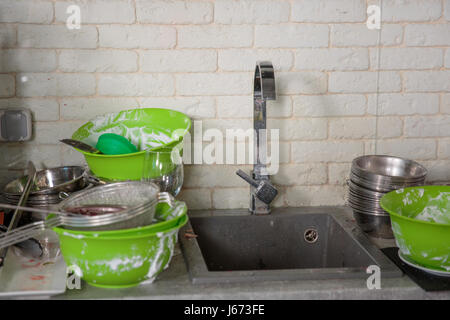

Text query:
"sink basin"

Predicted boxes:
[[179, 207, 402, 284]]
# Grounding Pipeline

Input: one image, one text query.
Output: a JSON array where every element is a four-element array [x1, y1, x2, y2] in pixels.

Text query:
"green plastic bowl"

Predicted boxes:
[[71, 108, 191, 181], [380, 186, 450, 272], [53, 202, 188, 288]]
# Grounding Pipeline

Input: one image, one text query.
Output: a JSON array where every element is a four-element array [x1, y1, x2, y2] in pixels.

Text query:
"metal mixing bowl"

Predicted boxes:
[[351, 155, 427, 189], [3, 166, 87, 196], [353, 210, 393, 239]]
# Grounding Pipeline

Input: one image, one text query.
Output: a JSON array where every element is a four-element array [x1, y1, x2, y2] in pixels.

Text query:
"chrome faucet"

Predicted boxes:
[[236, 61, 278, 215]]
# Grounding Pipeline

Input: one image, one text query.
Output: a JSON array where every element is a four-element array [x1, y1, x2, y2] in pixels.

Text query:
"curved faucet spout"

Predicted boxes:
[[254, 61, 276, 101], [236, 61, 278, 215]]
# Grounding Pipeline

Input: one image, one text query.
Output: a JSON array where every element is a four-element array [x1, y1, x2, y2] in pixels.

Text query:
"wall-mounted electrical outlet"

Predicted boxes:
[[0, 109, 32, 142]]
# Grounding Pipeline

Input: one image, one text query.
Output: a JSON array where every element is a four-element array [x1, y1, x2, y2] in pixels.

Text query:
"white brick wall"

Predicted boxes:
[[331, 24, 403, 47], [0, 0, 449, 210], [55, 0, 136, 24], [0, 98, 59, 121], [291, 0, 366, 22], [293, 95, 367, 117], [99, 25, 176, 49], [292, 141, 365, 163], [294, 48, 369, 71], [379, 0, 442, 22], [178, 25, 253, 48], [176, 73, 252, 95], [404, 116, 450, 137], [0, 49, 57, 72], [218, 49, 293, 71], [277, 72, 327, 94], [404, 71, 450, 92], [18, 25, 97, 49], [141, 50, 217, 73], [215, 0, 290, 24], [136, 0, 213, 24], [255, 25, 329, 48], [375, 139, 437, 160], [370, 48, 443, 70], [0, 0, 53, 24], [405, 24, 450, 46], [367, 93, 440, 115], [59, 50, 138, 72], [0, 25, 17, 48], [329, 71, 401, 93], [98, 74, 174, 96], [0, 74, 15, 97], [17, 73, 96, 97]]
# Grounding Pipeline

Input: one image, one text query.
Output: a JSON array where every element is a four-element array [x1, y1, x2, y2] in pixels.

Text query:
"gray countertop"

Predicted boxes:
[[51, 208, 450, 300]]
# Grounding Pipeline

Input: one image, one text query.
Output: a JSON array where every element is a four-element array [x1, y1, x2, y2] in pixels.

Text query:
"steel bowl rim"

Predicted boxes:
[[2, 166, 87, 196], [351, 155, 428, 181]]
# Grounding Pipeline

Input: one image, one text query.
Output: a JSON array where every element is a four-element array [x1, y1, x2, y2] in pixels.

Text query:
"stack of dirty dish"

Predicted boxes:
[[347, 155, 427, 239], [0, 181, 188, 288], [1, 166, 88, 210]]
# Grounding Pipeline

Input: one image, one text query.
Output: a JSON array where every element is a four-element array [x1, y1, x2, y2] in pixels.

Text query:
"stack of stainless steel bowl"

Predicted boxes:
[[347, 155, 427, 239], [1, 166, 88, 209]]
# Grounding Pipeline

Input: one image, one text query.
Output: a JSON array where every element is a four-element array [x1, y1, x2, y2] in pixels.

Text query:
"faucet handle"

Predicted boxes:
[[236, 170, 278, 205]]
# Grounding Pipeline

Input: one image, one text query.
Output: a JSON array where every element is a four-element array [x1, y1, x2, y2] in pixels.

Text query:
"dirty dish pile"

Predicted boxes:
[[347, 155, 427, 238], [54, 195, 188, 288], [1, 166, 89, 209], [70, 108, 191, 181], [380, 186, 450, 274], [0, 181, 188, 288]]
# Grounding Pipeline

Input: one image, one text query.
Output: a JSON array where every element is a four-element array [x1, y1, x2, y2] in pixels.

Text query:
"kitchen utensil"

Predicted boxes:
[[0, 161, 37, 266], [352, 210, 393, 239], [0, 225, 42, 259], [351, 155, 427, 192], [53, 200, 187, 288], [236, 169, 278, 205], [141, 145, 184, 196], [346, 155, 427, 239], [0, 182, 173, 249], [95, 133, 138, 155], [2, 166, 87, 196], [380, 185, 450, 271], [60, 139, 101, 154], [71, 108, 191, 181]]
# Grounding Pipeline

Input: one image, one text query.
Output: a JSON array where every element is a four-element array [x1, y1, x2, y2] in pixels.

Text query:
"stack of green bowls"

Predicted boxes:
[[53, 201, 188, 288]]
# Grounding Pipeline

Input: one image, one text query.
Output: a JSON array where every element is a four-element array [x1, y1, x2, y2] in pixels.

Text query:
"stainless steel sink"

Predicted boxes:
[[179, 207, 402, 284]]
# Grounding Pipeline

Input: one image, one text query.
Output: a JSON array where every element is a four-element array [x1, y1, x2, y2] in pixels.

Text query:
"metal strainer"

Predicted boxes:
[[0, 181, 175, 250]]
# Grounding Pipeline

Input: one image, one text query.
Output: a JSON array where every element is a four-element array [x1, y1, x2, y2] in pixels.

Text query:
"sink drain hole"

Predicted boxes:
[[304, 228, 318, 243]]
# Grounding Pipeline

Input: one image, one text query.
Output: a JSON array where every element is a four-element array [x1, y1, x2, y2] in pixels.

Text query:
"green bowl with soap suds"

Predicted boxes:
[[53, 200, 188, 288], [380, 186, 450, 272], [71, 108, 191, 181]]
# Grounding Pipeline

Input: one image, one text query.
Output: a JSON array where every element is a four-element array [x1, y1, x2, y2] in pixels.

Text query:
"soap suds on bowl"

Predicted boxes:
[[413, 192, 450, 224], [81, 111, 175, 151]]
